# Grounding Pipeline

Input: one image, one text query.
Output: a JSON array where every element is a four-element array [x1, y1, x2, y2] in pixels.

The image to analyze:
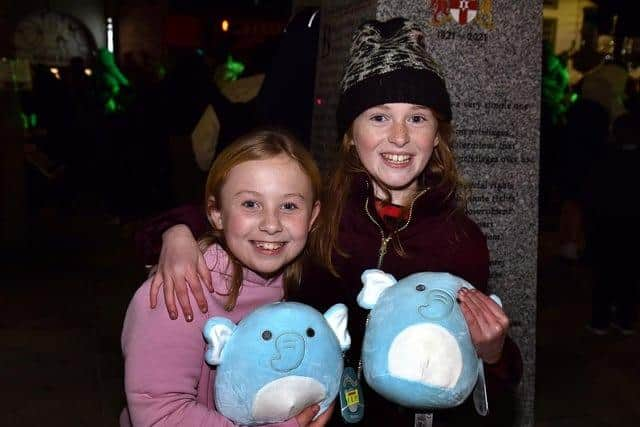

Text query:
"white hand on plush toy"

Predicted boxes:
[[458, 288, 508, 364], [357, 269, 500, 412]]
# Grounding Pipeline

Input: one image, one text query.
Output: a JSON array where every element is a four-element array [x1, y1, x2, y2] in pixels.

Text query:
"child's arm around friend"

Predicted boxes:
[[122, 245, 332, 426], [122, 245, 308, 426], [121, 129, 327, 426]]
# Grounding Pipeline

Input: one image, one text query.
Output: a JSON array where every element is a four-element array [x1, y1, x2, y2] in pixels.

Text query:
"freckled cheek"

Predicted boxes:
[[281, 216, 313, 240], [353, 127, 384, 147], [364, 135, 385, 149], [354, 141, 382, 166], [223, 215, 256, 236], [409, 127, 437, 142]]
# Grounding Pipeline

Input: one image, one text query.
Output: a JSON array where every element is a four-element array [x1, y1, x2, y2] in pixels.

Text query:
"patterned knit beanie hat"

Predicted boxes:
[[336, 17, 452, 137]]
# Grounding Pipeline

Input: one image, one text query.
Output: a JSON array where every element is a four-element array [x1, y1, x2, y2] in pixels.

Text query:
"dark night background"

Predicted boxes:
[[1, 1, 639, 425]]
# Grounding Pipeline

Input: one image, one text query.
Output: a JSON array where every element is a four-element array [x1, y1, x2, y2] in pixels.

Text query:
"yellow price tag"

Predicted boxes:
[[345, 389, 360, 406]]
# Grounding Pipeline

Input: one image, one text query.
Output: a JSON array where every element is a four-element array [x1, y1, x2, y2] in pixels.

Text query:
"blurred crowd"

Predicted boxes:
[[18, 8, 320, 235], [541, 38, 640, 334]]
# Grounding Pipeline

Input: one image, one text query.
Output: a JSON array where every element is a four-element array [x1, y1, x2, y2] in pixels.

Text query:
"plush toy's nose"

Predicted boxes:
[[270, 333, 305, 372], [418, 289, 455, 320]]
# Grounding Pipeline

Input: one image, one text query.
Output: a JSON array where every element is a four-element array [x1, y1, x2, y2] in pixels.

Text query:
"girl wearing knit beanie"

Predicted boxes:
[[150, 17, 522, 426]]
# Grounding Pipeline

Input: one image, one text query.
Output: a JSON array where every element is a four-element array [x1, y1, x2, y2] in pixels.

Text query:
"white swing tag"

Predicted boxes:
[[473, 360, 489, 416]]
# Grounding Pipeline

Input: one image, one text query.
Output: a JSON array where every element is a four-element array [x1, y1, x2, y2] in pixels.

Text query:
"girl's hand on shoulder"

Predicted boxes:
[[149, 224, 213, 321], [458, 288, 509, 364], [295, 402, 335, 427]]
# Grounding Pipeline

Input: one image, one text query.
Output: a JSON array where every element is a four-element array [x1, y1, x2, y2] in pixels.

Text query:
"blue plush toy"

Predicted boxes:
[[203, 302, 350, 425], [357, 269, 501, 412]]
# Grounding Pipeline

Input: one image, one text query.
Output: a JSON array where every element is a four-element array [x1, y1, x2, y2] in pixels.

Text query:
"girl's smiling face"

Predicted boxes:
[[351, 103, 439, 205], [209, 154, 320, 277]]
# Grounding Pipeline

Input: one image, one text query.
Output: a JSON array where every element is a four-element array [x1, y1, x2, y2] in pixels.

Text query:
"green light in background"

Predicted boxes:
[[20, 112, 28, 130], [224, 55, 244, 81], [570, 92, 578, 103], [105, 98, 117, 113], [19, 113, 39, 129], [97, 48, 130, 113]]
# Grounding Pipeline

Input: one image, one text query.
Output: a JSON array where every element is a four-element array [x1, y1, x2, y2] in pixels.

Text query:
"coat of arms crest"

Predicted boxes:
[[429, 0, 494, 29]]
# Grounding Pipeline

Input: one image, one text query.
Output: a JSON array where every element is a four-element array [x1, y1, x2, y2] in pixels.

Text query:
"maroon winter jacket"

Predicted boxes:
[[292, 174, 522, 426]]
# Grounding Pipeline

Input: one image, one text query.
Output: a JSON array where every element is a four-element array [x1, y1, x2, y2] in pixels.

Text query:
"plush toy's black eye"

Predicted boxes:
[[261, 330, 272, 340], [416, 284, 426, 291], [306, 328, 315, 337]]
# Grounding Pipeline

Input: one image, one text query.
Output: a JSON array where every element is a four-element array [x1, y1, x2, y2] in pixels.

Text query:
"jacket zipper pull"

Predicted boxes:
[[377, 236, 392, 268]]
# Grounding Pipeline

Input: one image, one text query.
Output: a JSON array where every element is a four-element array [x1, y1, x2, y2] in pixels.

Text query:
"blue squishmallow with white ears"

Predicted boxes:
[[203, 302, 350, 425], [357, 269, 502, 412]]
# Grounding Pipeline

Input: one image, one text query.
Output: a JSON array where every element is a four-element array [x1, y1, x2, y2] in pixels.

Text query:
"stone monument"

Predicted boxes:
[[310, 1, 540, 426]]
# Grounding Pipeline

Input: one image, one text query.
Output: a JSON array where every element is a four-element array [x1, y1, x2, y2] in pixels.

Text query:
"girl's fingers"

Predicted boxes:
[[467, 290, 510, 332], [149, 272, 162, 309], [186, 268, 208, 314], [175, 277, 194, 322], [459, 289, 492, 333], [470, 289, 509, 322], [310, 401, 335, 426], [463, 289, 507, 331], [295, 404, 321, 427], [458, 289, 509, 364], [459, 300, 479, 333], [163, 276, 178, 320], [196, 255, 214, 292]]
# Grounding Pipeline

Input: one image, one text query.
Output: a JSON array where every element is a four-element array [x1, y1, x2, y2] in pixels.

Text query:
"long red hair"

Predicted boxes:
[[311, 111, 466, 275]]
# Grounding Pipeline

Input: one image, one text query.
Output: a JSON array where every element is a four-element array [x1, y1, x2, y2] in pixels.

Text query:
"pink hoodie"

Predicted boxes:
[[121, 244, 299, 426]]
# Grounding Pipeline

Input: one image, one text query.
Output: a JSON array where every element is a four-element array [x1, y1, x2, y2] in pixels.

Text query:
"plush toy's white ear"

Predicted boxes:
[[324, 303, 351, 351], [202, 317, 236, 365], [489, 294, 502, 308], [357, 269, 397, 309]]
